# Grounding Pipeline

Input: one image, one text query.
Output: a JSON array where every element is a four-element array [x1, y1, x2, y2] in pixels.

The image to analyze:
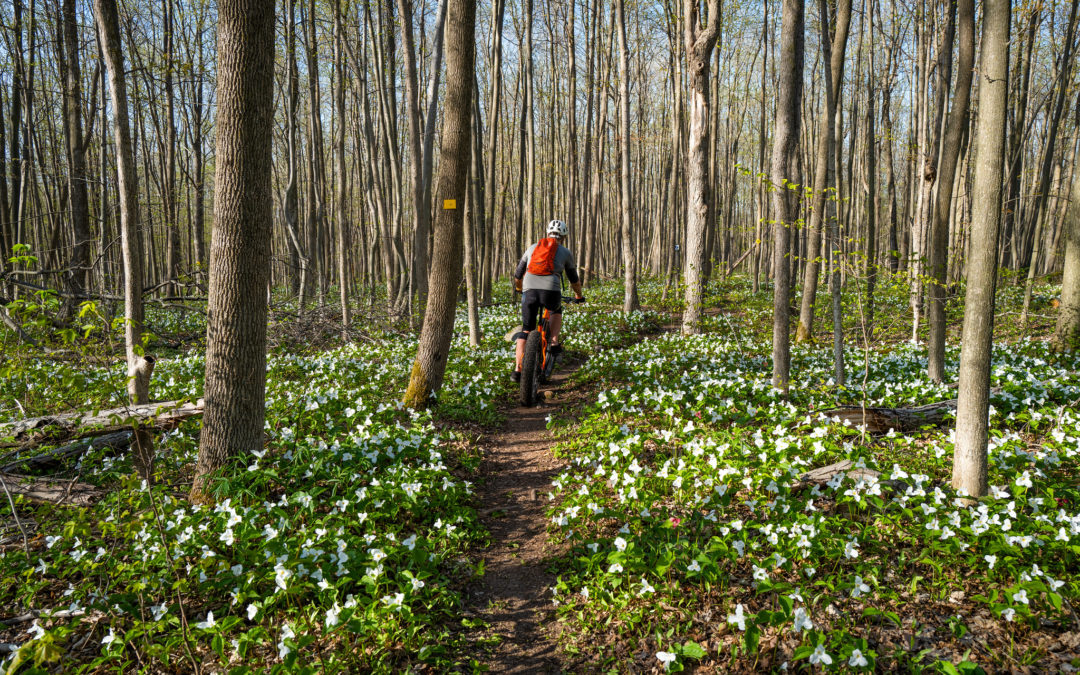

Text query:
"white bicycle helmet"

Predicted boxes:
[[546, 219, 569, 238]]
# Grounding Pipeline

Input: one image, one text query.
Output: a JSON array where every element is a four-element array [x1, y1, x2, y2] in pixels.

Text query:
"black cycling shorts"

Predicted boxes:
[[521, 289, 562, 331]]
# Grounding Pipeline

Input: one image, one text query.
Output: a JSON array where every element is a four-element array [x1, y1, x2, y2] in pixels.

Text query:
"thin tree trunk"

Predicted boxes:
[[615, 0, 638, 311], [335, 0, 351, 337], [1055, 155, 1080, 351], [927, 0, 975, 382], [59, 0, 91, 316], [953, 0, 1010, 499], [795, 0, 851, 343], [1022, 0, 1079, 325], [771, 0, 805, 391], [681, 0, 722, 334], [93, 0, 152, 480]]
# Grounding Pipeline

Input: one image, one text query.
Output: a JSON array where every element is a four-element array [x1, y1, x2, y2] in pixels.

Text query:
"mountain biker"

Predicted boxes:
[[511, 219, 585, 382]]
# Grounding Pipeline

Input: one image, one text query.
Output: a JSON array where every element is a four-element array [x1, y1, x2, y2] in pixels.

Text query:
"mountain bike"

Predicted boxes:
[[519, 296, 585, 406]]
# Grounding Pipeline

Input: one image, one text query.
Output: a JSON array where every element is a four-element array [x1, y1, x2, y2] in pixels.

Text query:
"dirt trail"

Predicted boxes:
[[468, 362, 583, 673]]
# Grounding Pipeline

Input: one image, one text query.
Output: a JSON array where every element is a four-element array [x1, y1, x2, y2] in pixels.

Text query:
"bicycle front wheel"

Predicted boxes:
[[519, 330, 543, 406]]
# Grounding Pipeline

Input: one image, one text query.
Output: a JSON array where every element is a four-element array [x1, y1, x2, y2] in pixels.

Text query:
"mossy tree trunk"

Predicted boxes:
[[403, 0, 476, 409]]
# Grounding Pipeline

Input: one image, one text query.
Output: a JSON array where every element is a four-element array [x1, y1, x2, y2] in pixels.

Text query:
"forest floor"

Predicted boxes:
[[3, 276, 1080, 674]]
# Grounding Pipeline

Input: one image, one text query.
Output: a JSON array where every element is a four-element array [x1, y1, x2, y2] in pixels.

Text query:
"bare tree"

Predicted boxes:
[[795, 0, 852, 343], [403, 0, 476, 408], [928, 0, 975, 382], [192, 0, 276, 501], [615, 0, 638, 312], [59, 0, 91, 317], [94, 0, 153, 480], [953, 0, 1010, 499], [680, 0, 721, 335], [1054, 156, 1080, 351], [771, 0, 805, 391]]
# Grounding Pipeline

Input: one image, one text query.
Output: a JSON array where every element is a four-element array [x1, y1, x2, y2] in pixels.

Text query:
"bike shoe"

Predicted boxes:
[[511, 369, 521, 383], [548, 343, 564, 356]]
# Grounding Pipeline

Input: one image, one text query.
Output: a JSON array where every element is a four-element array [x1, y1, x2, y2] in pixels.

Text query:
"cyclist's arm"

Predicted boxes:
[[513, 253, 529, 292], [565, 259, 584, 300]]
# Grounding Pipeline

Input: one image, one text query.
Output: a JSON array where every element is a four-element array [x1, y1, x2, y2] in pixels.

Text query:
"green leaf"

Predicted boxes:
[[678, 641, 707, 659]]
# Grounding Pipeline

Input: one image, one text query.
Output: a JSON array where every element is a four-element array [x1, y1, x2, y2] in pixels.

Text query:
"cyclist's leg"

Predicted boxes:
[[540, 290, 565, 349]]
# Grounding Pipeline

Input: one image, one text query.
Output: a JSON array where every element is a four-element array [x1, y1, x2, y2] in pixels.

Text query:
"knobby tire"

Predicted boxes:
[[519, 330, 543, 406]]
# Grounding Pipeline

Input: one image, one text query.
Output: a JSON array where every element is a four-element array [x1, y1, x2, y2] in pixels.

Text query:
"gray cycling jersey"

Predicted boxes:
[[516, 242, 579, 292]]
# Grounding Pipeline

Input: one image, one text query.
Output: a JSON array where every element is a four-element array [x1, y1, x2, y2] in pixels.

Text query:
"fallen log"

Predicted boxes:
[[0, 399, 204, 449], [0, 431, 132, 473], [0, 473, 103, 506], [818, 400, 957, 434]]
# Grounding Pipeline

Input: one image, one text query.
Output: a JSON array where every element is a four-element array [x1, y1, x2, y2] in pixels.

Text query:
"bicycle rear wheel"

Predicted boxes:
[[519, 330, 543, 406]]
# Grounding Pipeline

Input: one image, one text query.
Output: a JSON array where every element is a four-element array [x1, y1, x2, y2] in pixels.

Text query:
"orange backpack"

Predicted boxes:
[[527, 238, 559, 276]]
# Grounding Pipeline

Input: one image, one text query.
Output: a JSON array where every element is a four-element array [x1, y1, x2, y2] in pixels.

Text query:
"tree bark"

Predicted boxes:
[[1054, 158, 1080, 351], [953, 0, 1010, 499], [927, 0, 975, 382], [795, 0, 851, 343], [334, 0, 351, 337], [615, 0, 638, 312], [1021, 0, 1079, 325], [59, 0, 91, 318], [771, 0, 805, 391], [403, 0, 476, 408], [192, 0, 276, 501], [93, 0, 148, 439], [397, 0, 430, 319], [680, 0, 722, 335]]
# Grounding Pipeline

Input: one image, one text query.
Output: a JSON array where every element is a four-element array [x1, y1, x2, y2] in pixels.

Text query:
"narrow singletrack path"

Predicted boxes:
[[468, 361, 583, 673]]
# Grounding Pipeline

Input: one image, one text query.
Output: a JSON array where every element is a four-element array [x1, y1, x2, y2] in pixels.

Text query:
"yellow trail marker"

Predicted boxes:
[[443, 199, 457, 210]]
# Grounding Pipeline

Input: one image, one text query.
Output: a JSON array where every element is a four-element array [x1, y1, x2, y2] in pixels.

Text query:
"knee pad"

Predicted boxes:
[[512, 331, 529, 341]]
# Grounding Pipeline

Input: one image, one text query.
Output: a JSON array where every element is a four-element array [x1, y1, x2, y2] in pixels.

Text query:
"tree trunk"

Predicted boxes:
[[403, 0, 476, 408], [795, 0, 851, 343], [59, 0, 91, 317], [615, 0, 638, 312], [927, 0, 975, 382], [192, 0, 276, 501], [283, 0, 308, 308], [771, 0, 805, 391], [334, 0, 351, 337], [1054, 158, 1080, 351], [1021, 0, 1079, 325], [397, 0, 430, 320], [94, 0, 152, 481], [680, 0, 722, 335], [953, 0, 1010, 499]]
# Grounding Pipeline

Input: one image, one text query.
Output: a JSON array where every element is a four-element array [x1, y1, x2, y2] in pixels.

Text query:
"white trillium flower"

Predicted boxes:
[[848, 648, 868, 667], [850, 576, 871, 598], [809, 644, 832, 665], [727, 603, 747, 631], [325, 603, 341, 628], [101, 628, 119, 646], [656, 651, 677, 669], [792, 607, 813, 633], [195, 611, 216, 630]]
